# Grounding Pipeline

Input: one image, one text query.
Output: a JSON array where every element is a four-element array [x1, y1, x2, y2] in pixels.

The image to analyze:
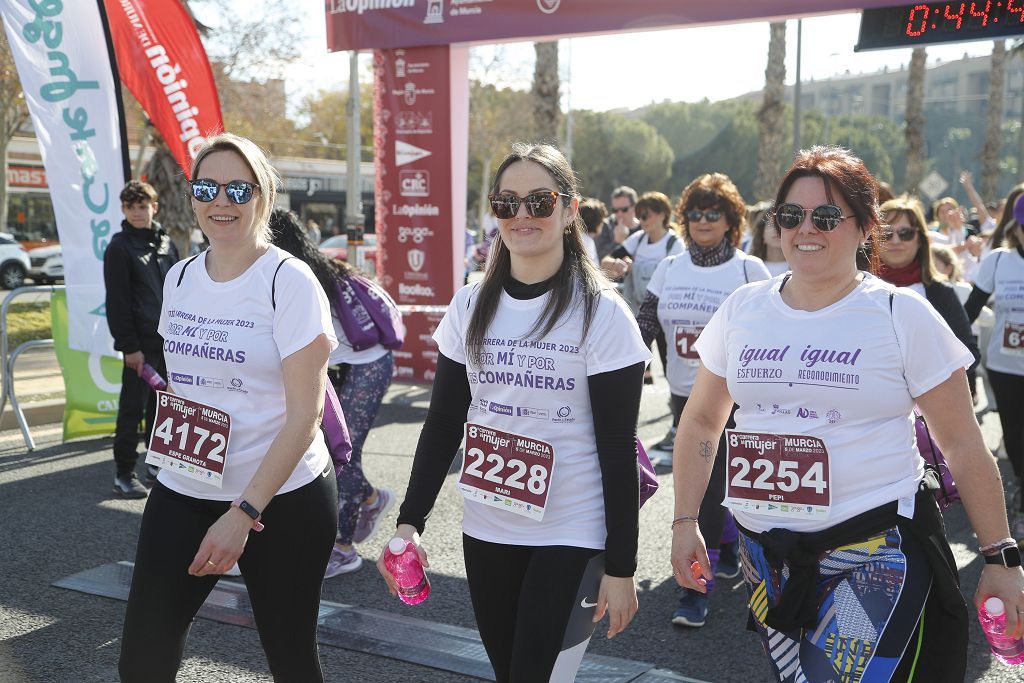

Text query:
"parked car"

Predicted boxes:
[[0, 233, 31, 289], [318, 234, 348, 262], [27, 244, 63, 284]]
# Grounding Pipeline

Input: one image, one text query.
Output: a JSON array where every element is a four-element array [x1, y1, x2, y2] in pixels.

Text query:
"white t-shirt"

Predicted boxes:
[[157, 247, 338, 500], [434, 282, 652, 550], [765, 260, 789, 278], [974, 247, 1024, 376], [647, 251, 771, 397], [583, 233, 599, 267], [329, 315, 389, 365], [695, 274, 973, 533], [620, 229, 684, 309]]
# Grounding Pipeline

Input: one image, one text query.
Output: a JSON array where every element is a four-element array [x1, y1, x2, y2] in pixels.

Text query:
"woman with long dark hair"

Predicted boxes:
[[380, 142, 650, 682], [964, 184, 1024, 538], [269, 208, 396, 576], [671, 146, 1023, 681]]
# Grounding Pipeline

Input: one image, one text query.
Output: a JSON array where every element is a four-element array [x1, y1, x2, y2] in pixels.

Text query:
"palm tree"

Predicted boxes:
[[979, 40, 1006, 202], [532, 41, 561, 144], [754, 22, 786, 201], [904, 48, 927, 195], [1011, 39, 1024, 181]]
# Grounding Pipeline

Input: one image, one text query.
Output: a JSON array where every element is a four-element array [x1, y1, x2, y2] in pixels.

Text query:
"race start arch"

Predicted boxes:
[[325, 0, 899, 382]]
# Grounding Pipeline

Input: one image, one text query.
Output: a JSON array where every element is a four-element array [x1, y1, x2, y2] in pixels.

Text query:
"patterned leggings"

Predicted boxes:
[[740, 526, 931, 682], [333, 352, 394, 544]]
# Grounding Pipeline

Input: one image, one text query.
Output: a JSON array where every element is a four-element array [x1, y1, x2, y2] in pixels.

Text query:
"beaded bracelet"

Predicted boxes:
[[671, 515, 699, 529], [979, 538, 1016, 555]]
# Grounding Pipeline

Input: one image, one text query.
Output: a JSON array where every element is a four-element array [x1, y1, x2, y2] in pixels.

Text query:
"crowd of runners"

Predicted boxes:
[[103, 131, 1024, 682]]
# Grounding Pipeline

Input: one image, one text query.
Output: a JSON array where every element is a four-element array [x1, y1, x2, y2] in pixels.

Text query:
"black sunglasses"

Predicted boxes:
[[189, 179, 259, 204], [685, 209, 723, 223], [881, 227, 917, 242], [773, 203, 851, 232], [489, 191, 570, 219], [612, 206, 632, 214]]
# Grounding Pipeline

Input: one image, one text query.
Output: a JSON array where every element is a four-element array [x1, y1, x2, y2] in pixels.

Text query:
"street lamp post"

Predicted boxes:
[[793, 19, 802, 156], [345, 50, 364, 265]]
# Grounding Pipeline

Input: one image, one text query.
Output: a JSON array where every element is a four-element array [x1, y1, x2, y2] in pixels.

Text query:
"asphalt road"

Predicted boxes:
[[0, 374, 1018, 682]]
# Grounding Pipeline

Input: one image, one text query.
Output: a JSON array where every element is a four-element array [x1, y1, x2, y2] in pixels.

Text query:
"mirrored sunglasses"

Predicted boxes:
[[773, 203, 850, 232], [489, 191, 570, 219], [881, 227, 917, 242], [684, 209, 723, 223], [189, 179, 258, 204]]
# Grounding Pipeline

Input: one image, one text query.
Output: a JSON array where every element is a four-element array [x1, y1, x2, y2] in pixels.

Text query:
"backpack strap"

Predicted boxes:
[[742, 258, 749, 283], [175, 254, 202, 287], [271, 256, 297, 310], [665, 233, 677, 254]]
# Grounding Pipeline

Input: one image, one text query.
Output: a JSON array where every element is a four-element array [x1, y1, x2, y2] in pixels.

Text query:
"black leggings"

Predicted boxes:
[[670, 394, 737, 548], [463, 535, 605, 683], [119, 470, 338, 682], [987, 367, 1024, 501]]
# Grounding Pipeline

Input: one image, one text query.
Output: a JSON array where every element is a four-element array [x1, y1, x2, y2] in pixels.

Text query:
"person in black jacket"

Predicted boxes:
[[103, 181, 180, 498], [875, 197, 981, 372]]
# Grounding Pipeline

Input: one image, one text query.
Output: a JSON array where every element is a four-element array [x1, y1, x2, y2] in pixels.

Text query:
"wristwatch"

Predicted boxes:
[[983, 544, 1022, 568], [231, 498, 265, 532]]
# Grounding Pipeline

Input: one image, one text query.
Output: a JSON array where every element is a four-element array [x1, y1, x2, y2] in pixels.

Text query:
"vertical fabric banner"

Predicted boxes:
[[50, 291, 122, 440], [374, 45, 466, 382], [104, 0, 223, 176], [1, 1, 130, 356]]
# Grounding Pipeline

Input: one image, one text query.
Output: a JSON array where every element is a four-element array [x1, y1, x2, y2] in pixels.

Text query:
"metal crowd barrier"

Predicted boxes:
[[1, 285, 64, 451]]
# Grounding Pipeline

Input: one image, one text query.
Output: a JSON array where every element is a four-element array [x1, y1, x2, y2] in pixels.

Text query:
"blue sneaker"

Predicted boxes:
[[715, 540, 741, 579], [672, 588, 709, 627]]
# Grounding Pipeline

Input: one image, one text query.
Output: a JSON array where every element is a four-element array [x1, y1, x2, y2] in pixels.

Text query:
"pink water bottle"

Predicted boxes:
[[384, 537, 430, 605], [139, 363, 167, 391], [979, 597, 1024, 665]]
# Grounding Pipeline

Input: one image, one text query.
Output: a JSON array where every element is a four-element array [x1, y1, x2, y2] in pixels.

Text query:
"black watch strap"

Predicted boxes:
[[234, 498, 261, 521], [983, 544, 1022, 568]]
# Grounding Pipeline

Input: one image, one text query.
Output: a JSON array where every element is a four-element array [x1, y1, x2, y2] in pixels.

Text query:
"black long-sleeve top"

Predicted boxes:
[[396, 278, 644, 577]]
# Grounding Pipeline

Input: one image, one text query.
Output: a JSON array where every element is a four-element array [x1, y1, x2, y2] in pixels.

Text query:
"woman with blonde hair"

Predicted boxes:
[[875, 196, 979, 376], [120, 134, 339, 681]]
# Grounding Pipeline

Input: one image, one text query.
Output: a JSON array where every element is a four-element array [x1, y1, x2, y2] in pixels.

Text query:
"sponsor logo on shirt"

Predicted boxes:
[[552, 405, 575, 424], [796, 407, 819, 419], [197, 376, 224, 388], [825, 409, 842, 424], [517, 407, 549, 420], [770, 403, 791, 415], [227, 377, 248, 394], [488, 401, 513, 416], [169, 372, 193, 385]]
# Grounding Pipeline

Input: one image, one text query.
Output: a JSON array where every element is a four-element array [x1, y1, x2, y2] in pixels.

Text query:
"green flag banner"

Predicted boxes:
[[50, 291, 122, 440]]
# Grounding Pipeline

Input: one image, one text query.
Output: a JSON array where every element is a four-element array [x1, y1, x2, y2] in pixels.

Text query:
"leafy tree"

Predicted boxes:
[[571, 110, 673, 201], [673, 104, 761, 202], [0, 29, 29, 233], [294, 84, 374, 161]]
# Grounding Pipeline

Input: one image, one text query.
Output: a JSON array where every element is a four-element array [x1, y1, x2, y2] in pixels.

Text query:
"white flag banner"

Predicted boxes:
[[1, 0, 129, 355]]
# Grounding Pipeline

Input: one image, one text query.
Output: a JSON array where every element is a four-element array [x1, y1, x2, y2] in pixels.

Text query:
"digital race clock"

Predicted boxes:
[[856, 2, 1024, 51]]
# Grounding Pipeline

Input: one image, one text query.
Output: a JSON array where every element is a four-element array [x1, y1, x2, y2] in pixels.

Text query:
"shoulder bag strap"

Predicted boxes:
[[270, 256, 297, 310]]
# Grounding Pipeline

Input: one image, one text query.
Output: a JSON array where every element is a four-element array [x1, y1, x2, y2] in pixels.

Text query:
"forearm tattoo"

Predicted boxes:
[[698, 440, 713, 462]]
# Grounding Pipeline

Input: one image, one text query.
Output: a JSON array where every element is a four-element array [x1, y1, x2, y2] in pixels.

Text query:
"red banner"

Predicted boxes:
[[375, 45, 466, 382], [326, 0, 903, 51], [104, 0, 223, 176]]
